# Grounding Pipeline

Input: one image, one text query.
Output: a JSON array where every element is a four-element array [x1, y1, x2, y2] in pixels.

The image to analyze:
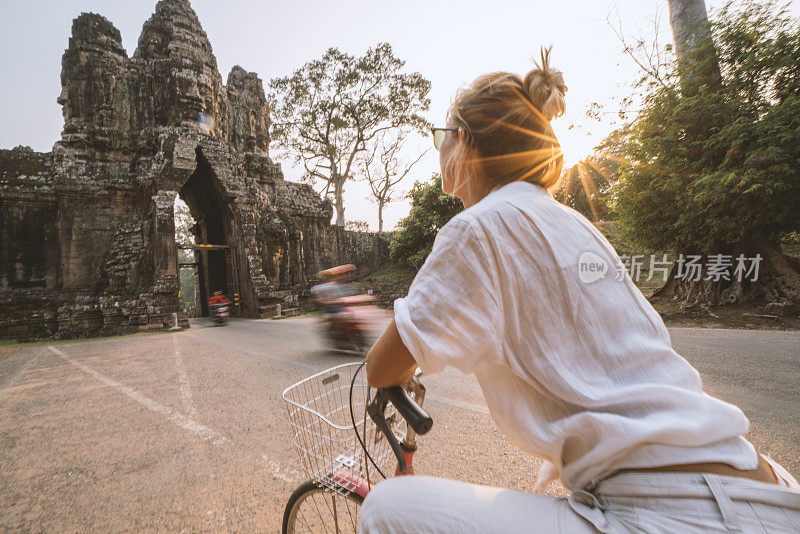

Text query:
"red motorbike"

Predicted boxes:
[[208, 292, 231, 326]]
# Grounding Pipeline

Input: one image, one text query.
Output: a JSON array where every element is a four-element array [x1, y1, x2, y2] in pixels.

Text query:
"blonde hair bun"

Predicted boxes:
[[523, 47, 567, 121], [445, 47, 567, 190]]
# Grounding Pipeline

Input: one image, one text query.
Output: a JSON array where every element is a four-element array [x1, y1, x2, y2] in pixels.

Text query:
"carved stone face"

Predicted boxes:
[[173, 68, 217, 125], [58, 50, 119, 130], [57, 85, 71, 123]]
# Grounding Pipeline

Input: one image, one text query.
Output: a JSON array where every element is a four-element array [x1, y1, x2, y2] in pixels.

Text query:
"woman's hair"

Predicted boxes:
[[444, 47, 567, 194]]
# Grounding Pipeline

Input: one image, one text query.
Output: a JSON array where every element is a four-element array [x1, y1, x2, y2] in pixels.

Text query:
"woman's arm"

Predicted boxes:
[[365, 319, 418, 388]]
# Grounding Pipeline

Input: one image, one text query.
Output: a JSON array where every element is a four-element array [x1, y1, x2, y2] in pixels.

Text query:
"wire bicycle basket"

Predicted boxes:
[[282, 362, 402, 495]]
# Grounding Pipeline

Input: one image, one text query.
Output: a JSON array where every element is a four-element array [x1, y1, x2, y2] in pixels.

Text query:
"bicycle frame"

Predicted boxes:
[[331, 377, 426, 499]]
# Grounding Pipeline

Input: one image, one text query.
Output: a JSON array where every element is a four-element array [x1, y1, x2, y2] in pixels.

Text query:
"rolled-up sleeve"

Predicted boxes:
[[393, 218, 501, 375]]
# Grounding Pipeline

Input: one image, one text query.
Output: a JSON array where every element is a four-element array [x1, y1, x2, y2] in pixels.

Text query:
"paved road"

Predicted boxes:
[[0, 318, 798, 531]]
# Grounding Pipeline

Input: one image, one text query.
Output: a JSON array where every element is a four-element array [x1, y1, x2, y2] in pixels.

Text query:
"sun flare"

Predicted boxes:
[[552, 123, 596, 168]]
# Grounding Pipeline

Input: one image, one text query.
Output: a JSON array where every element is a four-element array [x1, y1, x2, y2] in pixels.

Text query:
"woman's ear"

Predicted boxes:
[[458, 127, 475, 148]]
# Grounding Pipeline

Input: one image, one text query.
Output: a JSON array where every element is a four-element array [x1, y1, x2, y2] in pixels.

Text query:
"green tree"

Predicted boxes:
[[389, 174, 463, 269], [616, 0, 800, 305], [269, 43, 431, 227]]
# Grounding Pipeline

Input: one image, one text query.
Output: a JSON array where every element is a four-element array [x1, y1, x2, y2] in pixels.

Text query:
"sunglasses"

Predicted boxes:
[[431, 127, 460, 151]]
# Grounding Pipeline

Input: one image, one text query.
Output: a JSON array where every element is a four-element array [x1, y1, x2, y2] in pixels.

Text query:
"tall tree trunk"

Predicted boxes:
[[334, 176, 345, 227], [667, 0, 722, 94], [377, 198, 385, 233]]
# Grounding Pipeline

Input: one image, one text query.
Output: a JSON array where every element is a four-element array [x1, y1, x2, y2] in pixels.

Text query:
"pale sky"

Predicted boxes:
[[2, 0, 798, 230]]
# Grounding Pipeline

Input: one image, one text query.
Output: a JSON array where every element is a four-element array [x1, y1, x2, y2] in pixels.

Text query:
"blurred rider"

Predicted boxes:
[[311, 264, 358, 317]]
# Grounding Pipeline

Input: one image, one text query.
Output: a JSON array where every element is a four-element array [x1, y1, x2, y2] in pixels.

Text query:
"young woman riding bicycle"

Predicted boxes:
[[361, 48, 800, 533]]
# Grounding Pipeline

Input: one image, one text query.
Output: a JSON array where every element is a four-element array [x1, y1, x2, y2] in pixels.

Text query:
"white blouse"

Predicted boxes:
[[393, 180, 758, 491]]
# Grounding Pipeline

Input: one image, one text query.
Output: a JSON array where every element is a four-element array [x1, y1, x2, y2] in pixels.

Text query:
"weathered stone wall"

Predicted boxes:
[[335, 230, 390, 277], [0, 0, 391, 340], [0, 147, 60, 339], [0, 147, 58, 291]]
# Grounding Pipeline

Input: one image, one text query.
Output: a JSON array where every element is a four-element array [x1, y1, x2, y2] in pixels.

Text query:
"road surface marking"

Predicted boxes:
[[263, 455, 304, 484], [173, 336, 198, 417], [183, 333, 318, 371], [46, 345, 305, 482], [48, 346, 227, 446], [0, 353, 39, 396], [427, 393, 490, 415]]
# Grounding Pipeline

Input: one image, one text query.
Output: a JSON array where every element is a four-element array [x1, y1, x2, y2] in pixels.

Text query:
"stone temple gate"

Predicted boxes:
[[0, 0, 386, 339]]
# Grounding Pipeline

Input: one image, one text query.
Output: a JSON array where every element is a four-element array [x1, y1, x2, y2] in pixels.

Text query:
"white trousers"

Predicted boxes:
[[359, 468, 800, 533]]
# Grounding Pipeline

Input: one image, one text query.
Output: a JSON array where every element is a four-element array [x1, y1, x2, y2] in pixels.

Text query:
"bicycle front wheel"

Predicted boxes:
[[282, 480, 364, 534]]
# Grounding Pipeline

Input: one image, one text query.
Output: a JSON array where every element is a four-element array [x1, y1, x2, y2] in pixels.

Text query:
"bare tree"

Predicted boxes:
[[608, 2, 674, 90], [359, 130, 427, 232]]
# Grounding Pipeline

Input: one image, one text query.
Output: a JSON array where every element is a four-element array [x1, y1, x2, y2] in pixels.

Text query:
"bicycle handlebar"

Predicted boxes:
[[366, 382, 432, 475], [384, 386, 432, 435]]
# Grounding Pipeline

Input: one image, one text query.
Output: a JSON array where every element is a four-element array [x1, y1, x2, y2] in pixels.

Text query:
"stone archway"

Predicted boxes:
[[177, 147, 239, 317]]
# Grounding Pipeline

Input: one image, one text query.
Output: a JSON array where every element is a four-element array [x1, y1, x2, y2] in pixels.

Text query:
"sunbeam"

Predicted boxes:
[[494, 117, 560, 145], [515, 148, 564, 183], [578, 162, 600, 222]]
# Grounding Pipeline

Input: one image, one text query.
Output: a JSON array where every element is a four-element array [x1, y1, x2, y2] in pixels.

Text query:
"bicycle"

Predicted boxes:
[[281, 362, 432, 533]]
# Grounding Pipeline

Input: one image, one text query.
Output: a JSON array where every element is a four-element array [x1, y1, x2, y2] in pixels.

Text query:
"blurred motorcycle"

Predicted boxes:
[[312, 265, 381, 355], [212, 302, 230, 326], [322, 294, 381, 354], [208, 291, 230, 326]]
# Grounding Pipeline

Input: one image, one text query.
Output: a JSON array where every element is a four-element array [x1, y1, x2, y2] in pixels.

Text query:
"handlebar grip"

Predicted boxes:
[[385, 386, 432, 435]]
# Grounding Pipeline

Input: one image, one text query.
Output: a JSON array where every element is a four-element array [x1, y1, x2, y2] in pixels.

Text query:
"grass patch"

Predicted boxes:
[[360, 263, 417, 286], [652, 300, 800, 330], [359, 264, 417, 308], [781, 232, 800, 260]]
